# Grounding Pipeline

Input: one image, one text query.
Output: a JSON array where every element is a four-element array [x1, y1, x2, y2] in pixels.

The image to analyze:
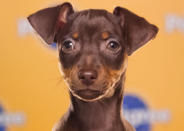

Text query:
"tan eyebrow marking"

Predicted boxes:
[[101, 32, 110, 40], [72, 32, 79, 39]]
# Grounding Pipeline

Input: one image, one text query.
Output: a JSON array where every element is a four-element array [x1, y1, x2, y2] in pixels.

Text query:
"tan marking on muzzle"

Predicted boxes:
[[58, 53, 128, 102], [58, 62, 73, 84], [102, 53, 128, 98]]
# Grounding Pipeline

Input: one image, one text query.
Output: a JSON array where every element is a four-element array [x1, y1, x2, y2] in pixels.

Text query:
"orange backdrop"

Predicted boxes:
[[0, 0, 184, 131]]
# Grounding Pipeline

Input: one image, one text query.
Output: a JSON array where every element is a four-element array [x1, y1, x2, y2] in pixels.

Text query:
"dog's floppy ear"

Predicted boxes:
[[27, 2, 74, 44], [113, 7, 158, 55]]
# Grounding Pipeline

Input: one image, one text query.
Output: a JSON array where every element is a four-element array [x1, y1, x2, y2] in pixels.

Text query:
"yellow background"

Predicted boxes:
[[0, 0, 184, 130]]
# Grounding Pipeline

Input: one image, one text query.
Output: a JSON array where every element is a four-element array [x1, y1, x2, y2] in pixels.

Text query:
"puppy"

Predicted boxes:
[[28, 2, 158, 131]]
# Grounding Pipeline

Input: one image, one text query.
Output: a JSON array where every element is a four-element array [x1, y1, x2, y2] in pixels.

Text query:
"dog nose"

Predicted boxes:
[[78, 69, 98, 86]]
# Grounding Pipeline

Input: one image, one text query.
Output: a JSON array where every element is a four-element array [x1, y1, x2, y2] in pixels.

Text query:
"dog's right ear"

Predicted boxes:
[[113, 7, 158, 56], [27, 2, 74, 44]]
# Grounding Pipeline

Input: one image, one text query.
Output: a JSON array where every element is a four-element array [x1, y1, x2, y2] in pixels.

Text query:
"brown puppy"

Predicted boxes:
[[28, 2, 158, 131]]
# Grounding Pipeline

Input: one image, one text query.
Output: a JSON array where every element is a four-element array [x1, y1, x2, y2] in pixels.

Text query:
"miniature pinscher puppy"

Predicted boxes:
[[28, 2, 158, 131]]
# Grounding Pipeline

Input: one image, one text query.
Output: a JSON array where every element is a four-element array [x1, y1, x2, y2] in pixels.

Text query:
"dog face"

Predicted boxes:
[[28, 2, 158, 101], [56, 9, 128, 100]]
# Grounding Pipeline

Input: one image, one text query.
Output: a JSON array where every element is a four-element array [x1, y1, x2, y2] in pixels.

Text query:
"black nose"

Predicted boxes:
[[78, 69, 98, 86]]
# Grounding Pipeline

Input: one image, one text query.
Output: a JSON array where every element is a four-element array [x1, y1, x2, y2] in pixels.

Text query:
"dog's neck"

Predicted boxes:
[[67, 75, 126, 131]]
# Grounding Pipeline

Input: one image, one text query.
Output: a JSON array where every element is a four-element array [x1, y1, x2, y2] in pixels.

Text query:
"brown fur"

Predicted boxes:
[[27, 2, 158, 131]]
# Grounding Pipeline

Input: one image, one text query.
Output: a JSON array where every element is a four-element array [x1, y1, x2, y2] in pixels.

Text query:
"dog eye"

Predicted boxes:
[[107, 40, 121, 53], [62, 40, 75, 53]]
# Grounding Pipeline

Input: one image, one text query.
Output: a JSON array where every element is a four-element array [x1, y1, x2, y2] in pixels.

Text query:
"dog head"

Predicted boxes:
[[28, 2, 158, 101]]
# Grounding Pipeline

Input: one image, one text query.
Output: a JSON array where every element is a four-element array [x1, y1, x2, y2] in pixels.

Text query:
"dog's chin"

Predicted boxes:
[[75, 89, 103, 100]]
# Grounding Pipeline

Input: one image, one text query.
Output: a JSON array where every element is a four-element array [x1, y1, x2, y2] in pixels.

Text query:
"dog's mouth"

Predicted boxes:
[[75, 89, 103, 100]]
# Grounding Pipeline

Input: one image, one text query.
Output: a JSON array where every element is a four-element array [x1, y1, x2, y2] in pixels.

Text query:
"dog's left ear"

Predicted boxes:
[[28, 2, 74, 44], [113, 7, 158, 55]]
